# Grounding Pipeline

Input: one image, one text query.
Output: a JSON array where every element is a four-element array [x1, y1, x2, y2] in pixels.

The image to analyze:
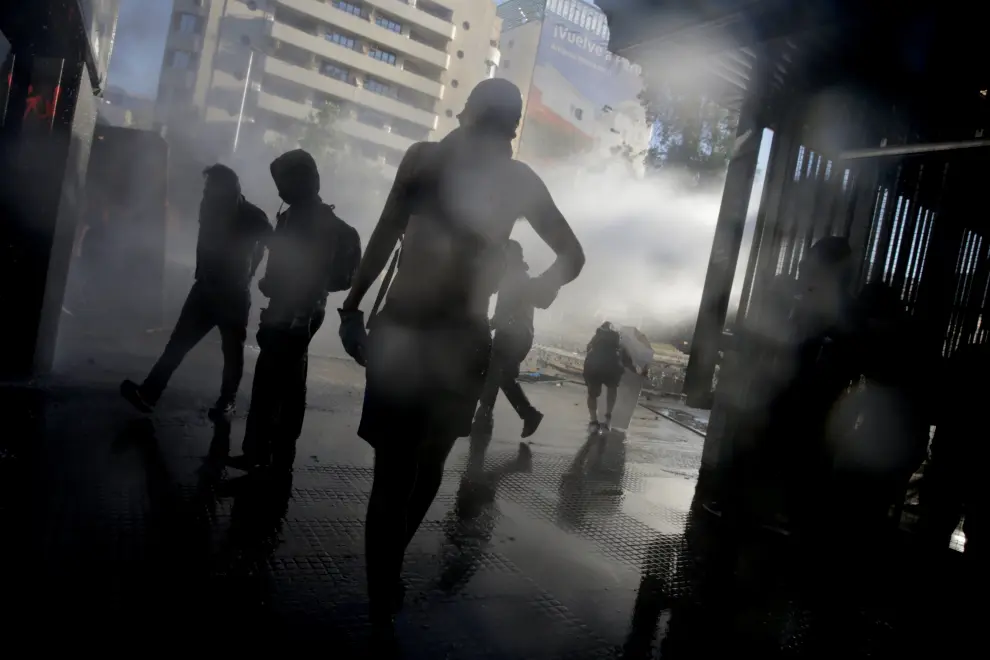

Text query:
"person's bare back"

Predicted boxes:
[[383, 138, 562, 322]]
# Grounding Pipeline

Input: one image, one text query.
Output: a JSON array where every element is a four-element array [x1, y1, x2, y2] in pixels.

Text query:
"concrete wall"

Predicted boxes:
[[434, 1, 503, 139], [494, 20, 541, 155]]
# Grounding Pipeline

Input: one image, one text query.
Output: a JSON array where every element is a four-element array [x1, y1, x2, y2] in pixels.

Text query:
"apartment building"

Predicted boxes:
[[495, 0, 650, 173], [157, 0, 502, 174]]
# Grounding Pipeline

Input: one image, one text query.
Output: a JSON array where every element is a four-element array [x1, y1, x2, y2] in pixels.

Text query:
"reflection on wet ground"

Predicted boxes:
[[0, 350, 974, 656]]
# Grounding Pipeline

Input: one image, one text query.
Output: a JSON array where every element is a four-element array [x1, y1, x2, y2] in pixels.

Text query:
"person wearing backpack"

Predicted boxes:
[[120, 164, 271, 419], [468, 239, 544, 472], [230, 149, 361, 472], [335, 78, 585, 643], [584, 321, 635, 434]]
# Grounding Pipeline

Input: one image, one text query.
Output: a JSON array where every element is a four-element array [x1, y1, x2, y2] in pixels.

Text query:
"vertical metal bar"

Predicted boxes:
[[890, 163, 925, 293], [867, 162, 904, 284], [747, 108, 803, 322], [683, 57, 768, 408], [735, 128, 781, 325]]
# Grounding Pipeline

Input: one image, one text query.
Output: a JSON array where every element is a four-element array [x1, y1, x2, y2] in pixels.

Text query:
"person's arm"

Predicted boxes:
[[340, 143, 424, 312], [520, 164, 585, 304], [250, 210, 273, 278], [621, 347, 635, 371]]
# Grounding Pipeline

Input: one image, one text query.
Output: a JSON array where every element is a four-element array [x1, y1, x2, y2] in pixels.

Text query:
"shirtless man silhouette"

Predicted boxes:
[[337, 78, 585, 641]]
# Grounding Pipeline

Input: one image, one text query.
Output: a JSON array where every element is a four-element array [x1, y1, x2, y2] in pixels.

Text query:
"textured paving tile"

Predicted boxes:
[[0, 341, 969, 656]]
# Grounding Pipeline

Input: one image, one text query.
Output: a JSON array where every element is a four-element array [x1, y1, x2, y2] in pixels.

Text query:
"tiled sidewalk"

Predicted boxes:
[[0, 341, 964, 656]]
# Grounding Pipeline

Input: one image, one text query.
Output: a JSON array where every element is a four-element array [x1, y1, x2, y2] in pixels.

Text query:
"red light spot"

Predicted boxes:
[[24, 84, 60, 121]]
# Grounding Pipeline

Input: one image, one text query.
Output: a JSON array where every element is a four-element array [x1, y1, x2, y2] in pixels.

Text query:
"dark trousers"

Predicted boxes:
[[477, 330, 535, 417], [242, 309, 325, 468], [143, 281, 249, 404], [367, 434, 458, 620]]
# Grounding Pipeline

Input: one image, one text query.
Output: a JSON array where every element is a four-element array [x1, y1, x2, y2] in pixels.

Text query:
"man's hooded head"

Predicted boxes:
[[270, 149, 321, 206], [458, 78, 524, 139], [505, 238, 528, 272], [202, 163, 241, 210]]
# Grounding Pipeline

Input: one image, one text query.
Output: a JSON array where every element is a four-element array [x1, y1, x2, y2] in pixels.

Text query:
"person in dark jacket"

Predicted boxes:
[[121, 164, 271, 418], [336, 78, 585, 641], [231, 149, 361, 472], [470, 240, 544, 448], [583, 321, 635, 434]]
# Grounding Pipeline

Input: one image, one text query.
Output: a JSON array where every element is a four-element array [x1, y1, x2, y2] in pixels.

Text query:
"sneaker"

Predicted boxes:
[[120, 379, 154, 413], [521, 410, 543, 438], [226, 454, 265, 473], [587, 421, 600, 436], [208, 399, 236, 421], [601, 416, 612, 433]]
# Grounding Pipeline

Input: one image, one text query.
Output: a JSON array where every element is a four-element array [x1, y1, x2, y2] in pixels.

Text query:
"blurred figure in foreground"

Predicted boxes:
[[231, 149, 361, 472], [336, 78, 585, 640], [833, 281, 930, 531], [121, 165, 271, 418], [469, 240, 544, 474], [919, 341, 990, 562], [583, 321, 636, 434]]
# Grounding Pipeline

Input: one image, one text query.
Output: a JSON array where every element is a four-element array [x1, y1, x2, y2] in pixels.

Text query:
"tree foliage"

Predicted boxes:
[[640, 86, 738, 188], [270, 100, 389, 202]]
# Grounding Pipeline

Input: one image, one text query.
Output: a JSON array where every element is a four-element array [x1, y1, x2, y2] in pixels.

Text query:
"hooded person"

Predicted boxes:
[[230, 149, 361, 472], [336, 78, 586, 641], [468, 239, 545, 474], [583, 321, 636, 433], [121, 164, 271, 418]]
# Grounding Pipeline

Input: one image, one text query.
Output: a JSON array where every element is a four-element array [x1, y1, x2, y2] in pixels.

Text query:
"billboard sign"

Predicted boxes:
[[518, 0, 650, 170]]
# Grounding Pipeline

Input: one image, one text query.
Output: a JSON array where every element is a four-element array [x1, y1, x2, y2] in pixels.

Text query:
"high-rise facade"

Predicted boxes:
[[495, 0, 650, 174], [157, 0, 502, 175]]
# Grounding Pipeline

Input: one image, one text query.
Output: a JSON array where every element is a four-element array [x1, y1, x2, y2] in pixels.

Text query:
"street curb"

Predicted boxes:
[[638, 403, 708, 438]]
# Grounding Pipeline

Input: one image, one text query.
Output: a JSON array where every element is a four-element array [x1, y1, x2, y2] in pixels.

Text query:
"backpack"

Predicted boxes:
[[323, 204, 362, 293]]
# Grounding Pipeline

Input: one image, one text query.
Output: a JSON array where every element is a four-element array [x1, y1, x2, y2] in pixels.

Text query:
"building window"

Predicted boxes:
[[451, 79, 459, 88], [508, 40, 514, 48], [503, 60, 510, 70], [320, 61, 350, 82], [356, 108, 389, 128], [462, 21, 470, 30], [325, 32, 357, 50], [490, 39, 498, 48], [572, 106, 583, 120], [364, 78, 397, 98], [332, 1, 362, 17], [445, 109, 453, 117], [456, 50, 464, 59], [369, 47, 397, 65], [375, 16, 402, 33], [175, 12, 201, 35], [169, 50, 194, 69]]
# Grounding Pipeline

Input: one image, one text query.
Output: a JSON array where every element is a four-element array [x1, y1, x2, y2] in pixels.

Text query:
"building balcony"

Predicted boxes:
[[270, 20, 445, 100], [337, 117, 414, 153], [262, 55, 438, 129], [274, 0, 451, 70], [256, 90, 414, 154], [363, 0, 455, 40], [173, 0, 210, 16], [166, 29, 203, 55]]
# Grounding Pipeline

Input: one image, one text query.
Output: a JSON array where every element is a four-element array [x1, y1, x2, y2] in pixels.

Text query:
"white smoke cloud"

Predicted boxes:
[[512, 163, 722, 340]]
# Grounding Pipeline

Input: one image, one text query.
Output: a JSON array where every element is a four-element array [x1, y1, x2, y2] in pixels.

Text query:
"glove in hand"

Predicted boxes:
[[338, 308, 368, 367]]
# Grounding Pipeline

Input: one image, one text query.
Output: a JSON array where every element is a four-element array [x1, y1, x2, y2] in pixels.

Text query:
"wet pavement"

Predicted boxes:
[[0, 331, 971, 656]]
